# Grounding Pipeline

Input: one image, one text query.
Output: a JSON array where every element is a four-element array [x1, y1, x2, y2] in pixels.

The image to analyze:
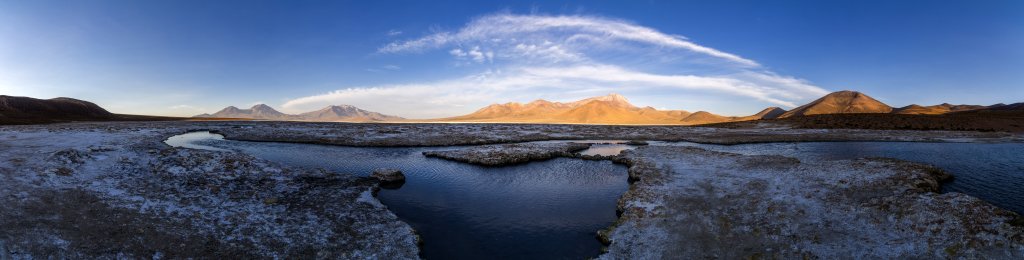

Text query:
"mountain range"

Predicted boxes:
[[5, 91, 1019, 127], [194, 104, 404, 122], [436, 93, 784, 125], [191, 90, 1014, 125], [893, 103, 989, 115], [440, 90, 1024, 125]]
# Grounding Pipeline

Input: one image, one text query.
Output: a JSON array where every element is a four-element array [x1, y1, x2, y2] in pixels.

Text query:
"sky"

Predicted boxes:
[[1, 0, 1022, 118]]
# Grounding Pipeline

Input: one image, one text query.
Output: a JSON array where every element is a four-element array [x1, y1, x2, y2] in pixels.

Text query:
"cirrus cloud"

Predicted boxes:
[[379, 13, 758, 67]]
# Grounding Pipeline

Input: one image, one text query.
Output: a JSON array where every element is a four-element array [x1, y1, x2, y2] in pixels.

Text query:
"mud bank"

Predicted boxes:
[[601, 146, 1024, 258], [422, 142, 591, 166], [0, 124, 419, 258]]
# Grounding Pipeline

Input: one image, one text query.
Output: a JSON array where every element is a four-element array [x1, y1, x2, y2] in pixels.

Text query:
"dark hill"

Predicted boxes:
[[1, 95, 114, 124], [1, 95, 182, 124]]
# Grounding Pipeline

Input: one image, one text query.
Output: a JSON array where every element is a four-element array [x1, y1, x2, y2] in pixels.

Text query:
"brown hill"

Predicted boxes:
[[553, 100, 638, 124], [443, 94, 702, 124], [894, 103, 987, 115], [441, 93, 780, 125], [681, 111, 731, 125], [779, 91, 893, 118], [733, 107, 787, 121]]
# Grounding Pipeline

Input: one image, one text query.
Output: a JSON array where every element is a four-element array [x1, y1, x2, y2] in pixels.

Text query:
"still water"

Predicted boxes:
[[166, 132, 628, 259]]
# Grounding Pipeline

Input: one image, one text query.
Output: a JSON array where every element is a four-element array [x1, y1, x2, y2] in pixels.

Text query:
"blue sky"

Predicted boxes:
[[1, 0, 1021, 118]]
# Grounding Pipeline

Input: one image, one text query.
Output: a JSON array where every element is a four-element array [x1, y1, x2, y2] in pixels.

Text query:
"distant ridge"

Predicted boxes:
[[443, 91, 1013, 125], [196, 104, 298, 121], [894, 103, 987, 115], [299, 105, 404, 122], [734, 107, 787, 121], [196, 104, 404, 122], [779, 91, 893, 118], [959, 102, 1024, 112], [441, 93, 779, 125], [681, 111, 730, 125]]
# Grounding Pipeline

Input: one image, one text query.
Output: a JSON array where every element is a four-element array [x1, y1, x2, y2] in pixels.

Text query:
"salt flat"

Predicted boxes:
[[0, 121, 1022, 258]]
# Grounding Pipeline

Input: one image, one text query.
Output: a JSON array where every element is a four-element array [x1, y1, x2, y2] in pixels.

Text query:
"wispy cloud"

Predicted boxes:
[[169, 104, 201, 110], [449, 46, 494, 63], [285, 13, 829, 117], [167, 104, 207, 115], [387, 29, 403, 36], [379, 13, 758, 67]]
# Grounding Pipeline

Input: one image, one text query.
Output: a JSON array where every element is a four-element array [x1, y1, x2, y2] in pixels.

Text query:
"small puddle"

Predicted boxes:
[[579, 144, 637, 156], [534, 140, 642, 156], [163, 131, 229, 152]]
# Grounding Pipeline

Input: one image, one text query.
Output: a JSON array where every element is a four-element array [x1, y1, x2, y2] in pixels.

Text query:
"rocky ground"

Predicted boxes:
[[2, 120, 1023, 259], [600, 146, 1024, 259], [0, 123, 419, 258], [422, 142, 591, 166]]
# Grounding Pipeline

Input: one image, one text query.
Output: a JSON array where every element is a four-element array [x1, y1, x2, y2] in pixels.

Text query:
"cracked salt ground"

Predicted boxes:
[[600, 146, 1024, 258], [651, 141, 1024, 214], [1, 127, 418, 258]]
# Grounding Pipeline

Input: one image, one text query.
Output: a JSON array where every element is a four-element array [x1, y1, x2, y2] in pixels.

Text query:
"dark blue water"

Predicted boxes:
[[658, 142, 1024, 214], [166, 132, 628, 259]]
